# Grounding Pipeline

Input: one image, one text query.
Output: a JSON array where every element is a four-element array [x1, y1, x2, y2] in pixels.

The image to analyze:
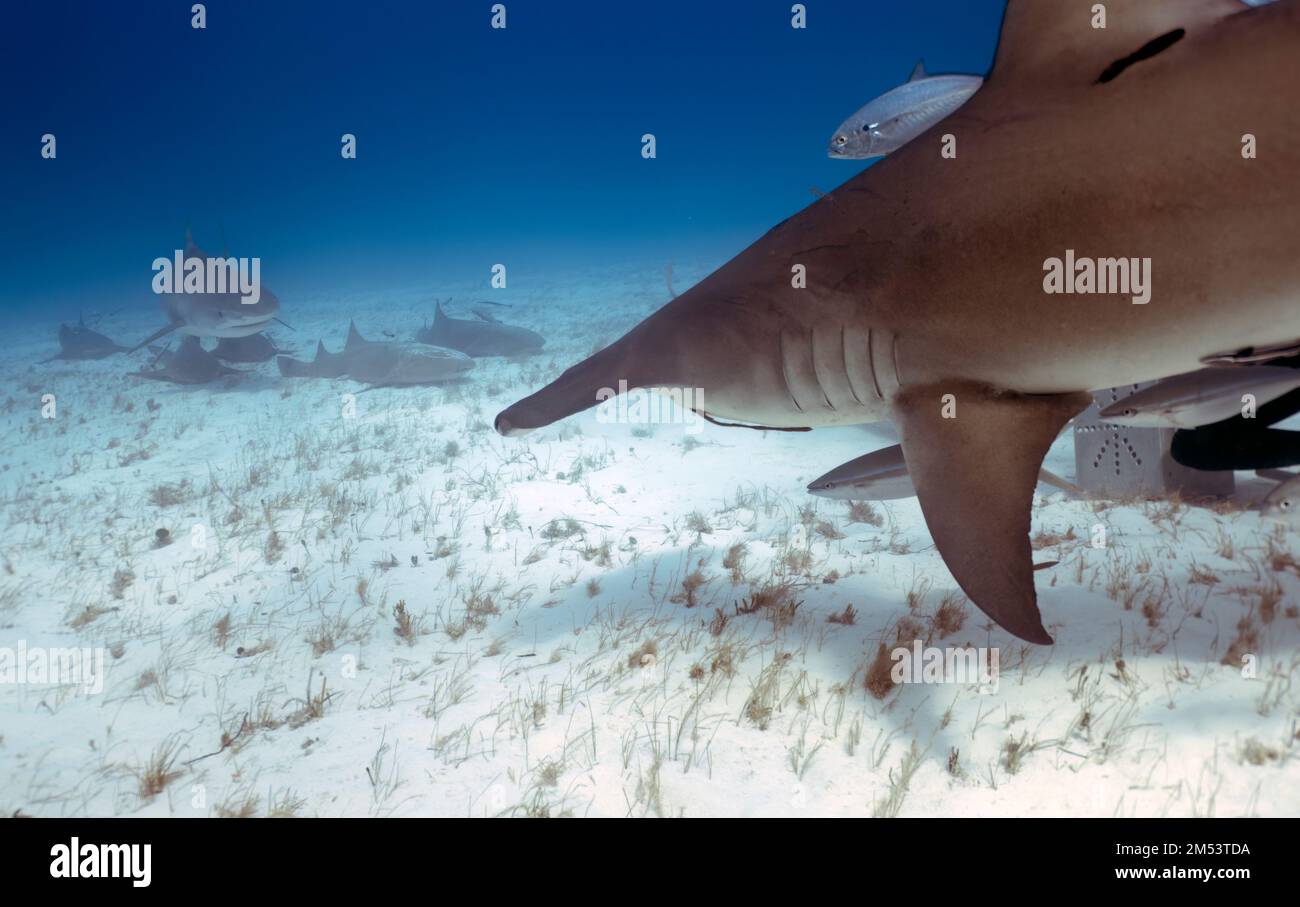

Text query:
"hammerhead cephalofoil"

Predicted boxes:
[[497, 0, 1300, 644]]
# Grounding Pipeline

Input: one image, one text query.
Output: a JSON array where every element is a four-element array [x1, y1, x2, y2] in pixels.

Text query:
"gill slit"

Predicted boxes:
[[840, 326, 865, 406], [779, 331, 804, 413], [808, 328, 834, 410], [867, 327, 884, 401]]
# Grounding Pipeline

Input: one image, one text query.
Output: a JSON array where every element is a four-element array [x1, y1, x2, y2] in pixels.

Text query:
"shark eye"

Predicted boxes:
[[1282, 500, 1292, 509]]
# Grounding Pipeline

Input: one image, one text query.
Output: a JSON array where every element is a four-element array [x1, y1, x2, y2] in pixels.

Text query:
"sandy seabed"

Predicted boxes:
[[1, 260, 1297, 817]]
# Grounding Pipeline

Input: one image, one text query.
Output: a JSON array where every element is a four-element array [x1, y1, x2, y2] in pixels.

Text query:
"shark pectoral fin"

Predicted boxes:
[[128, 323, 179, 354], [892, 381, 1091, 644]]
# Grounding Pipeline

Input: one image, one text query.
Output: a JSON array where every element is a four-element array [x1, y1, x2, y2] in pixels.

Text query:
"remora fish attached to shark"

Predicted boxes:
[[808, 444, 1081, 500], [829, 60, 984, 159], [497, 0, 1300, 644], [1099, 366, 1300, 428], [416, 301, 545, 357], [130, 230, 281, 352], [278, 322, 474, 386]]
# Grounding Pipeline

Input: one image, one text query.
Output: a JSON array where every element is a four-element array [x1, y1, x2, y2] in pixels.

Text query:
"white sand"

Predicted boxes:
[[1, 261, 1297, 817]]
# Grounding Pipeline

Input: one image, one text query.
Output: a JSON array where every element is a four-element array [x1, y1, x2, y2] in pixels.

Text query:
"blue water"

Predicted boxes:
[[0, 0, 1003, 317]]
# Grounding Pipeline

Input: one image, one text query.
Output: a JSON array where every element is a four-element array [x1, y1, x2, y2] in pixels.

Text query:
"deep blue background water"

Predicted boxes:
[[0, 0, 1004, 317]]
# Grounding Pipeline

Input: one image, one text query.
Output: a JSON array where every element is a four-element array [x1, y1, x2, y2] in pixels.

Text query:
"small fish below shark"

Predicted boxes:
[[1099, 366, 1300, 428], [129, 335, 240, 385], [807, 443, 1080, 501], [41, 316, 129, 362], [416, 301, 544, 357], [278, 322, 474, 387]]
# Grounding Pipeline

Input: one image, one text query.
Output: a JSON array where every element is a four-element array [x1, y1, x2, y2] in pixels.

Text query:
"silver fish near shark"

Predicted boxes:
[[416, 301, 545, 357], [278, 322, 473, 387], [497, 0, 1300, 644], [808, 444, 1081, 501], [1099, 366, 1300, 428], [41, 315, 129, 362], [129, 335, 239, 385], [828, 60, 983, 159], [131, 230, 281, 352]]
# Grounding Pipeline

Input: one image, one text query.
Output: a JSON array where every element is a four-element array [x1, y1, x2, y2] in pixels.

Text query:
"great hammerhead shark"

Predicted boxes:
[[496, 0, 1300, 643]]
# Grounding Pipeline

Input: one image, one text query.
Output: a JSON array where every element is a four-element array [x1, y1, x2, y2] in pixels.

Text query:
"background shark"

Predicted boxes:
[[130, 231, 281, 352], [278, 322, 474, 387], [416, 301, 545, 357]]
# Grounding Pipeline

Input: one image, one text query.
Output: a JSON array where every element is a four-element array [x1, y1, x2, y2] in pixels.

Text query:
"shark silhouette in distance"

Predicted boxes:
[[128, 335, 240, 385], [212, 333, 287, 363], [278, 322, 474, 387], [41, 315, 129, 362], [495, 0, 1300, 643], [416, 301, 545, 357], [130, 230, 281, 353]]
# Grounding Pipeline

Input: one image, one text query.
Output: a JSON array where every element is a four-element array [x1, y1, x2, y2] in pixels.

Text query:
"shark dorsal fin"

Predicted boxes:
[[346, 321, 365, 349], [435, 301, 448, 325], [315, 340, 328, 360], [989, 0, 1240, 88], [909, 59, 926, 81], [184, 227, 206, 261]]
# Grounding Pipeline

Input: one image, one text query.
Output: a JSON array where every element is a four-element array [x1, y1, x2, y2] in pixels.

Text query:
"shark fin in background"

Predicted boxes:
[[346, 321, 366, 350], [989, 0, 1241, 87], [892, 381, 1091, 644], [909, 58, 927, 81]]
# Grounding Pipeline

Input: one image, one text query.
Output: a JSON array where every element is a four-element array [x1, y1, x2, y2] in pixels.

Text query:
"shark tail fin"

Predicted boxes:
[[277, 353, 314, 378]]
